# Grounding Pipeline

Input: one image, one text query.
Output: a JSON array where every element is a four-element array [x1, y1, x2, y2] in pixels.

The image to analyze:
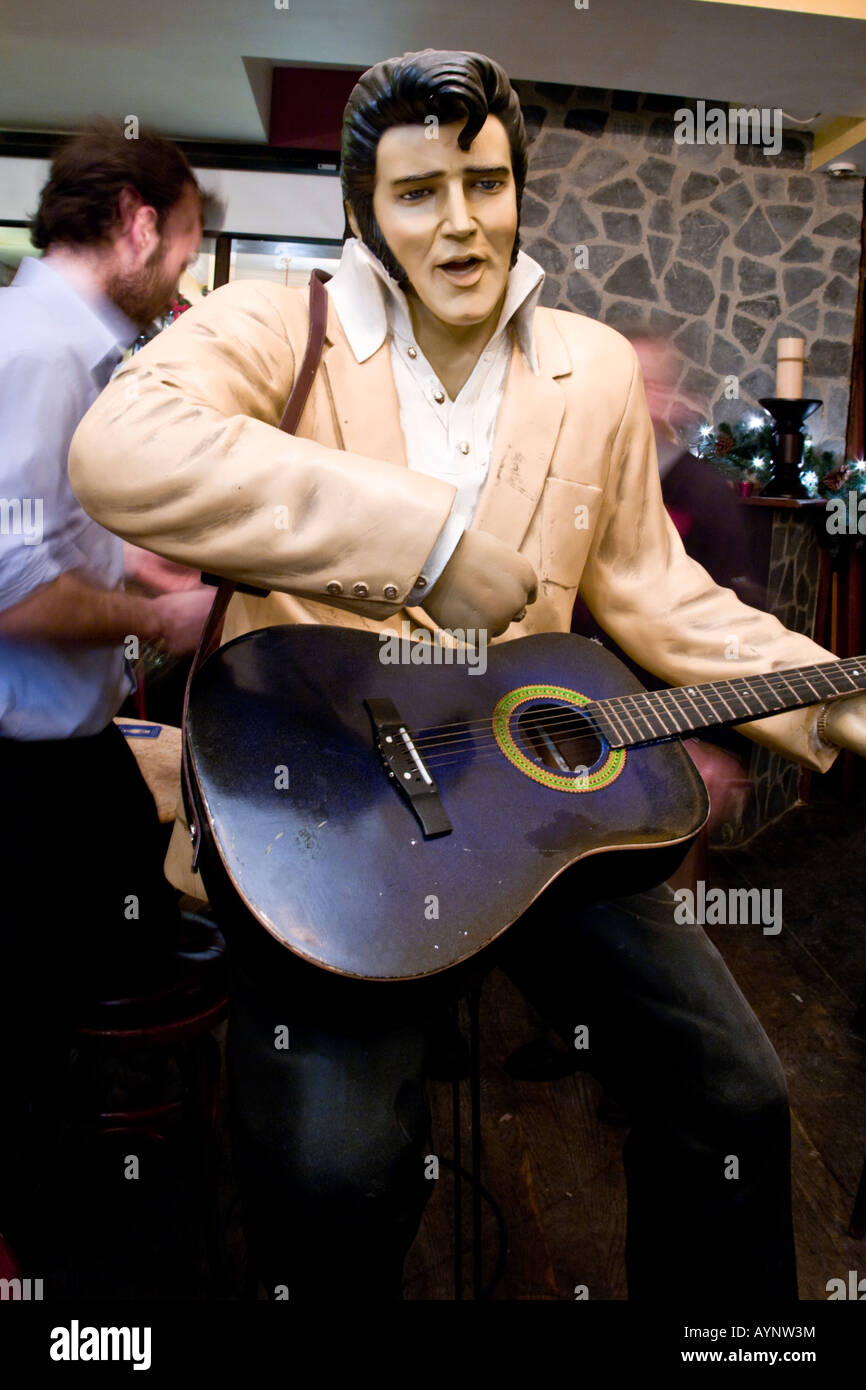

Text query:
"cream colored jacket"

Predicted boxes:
[[69, 277, 838, 788]]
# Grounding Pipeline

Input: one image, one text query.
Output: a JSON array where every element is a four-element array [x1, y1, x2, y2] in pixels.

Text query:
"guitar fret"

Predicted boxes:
[[590, 700, 631, 748], [651, 688, 685, 736], [586, 656, 866, 751], [621, 693, 668, 741], [672, 685, 713, 729], [761, 671, 793, 711], [827, 668, 862, 693], [674, 689, 709, 733], [719, 681, 757, 719], [836, 663, 865, 690], [769, 674, 815, 701], [699, 686, 725, 724], [798, 674, 824, 701], [613, 696, 658, 744], [770, 669, 803, 705], [685, 682, 729, 725], [745, 674, 773, 712]]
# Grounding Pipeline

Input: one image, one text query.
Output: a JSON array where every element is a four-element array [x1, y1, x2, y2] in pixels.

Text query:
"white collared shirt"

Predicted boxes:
[[0, 256, 139, 738], [327, 237, 545, 599]]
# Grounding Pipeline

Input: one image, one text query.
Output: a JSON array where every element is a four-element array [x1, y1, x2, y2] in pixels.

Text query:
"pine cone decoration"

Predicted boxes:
[[822, 463, 851, 493], [714, 432, 736, 456]]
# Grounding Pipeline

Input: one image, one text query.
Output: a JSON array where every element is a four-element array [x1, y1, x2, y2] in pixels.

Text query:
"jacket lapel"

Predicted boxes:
[[474, 312, 571, 549], [320, 302, 408, 468]]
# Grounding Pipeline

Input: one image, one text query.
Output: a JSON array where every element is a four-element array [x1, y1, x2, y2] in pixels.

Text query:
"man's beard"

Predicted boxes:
[[106, 241, 177, 328]]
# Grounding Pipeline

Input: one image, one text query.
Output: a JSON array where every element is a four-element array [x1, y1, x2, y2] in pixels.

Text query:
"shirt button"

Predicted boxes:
[[352, 582, 369, 598], [458, 441, 470, 455], [383, 584, 398, 601], [326, 580, 343, 596], [407, 346, 417, 359], [433, 388, 445, 404]]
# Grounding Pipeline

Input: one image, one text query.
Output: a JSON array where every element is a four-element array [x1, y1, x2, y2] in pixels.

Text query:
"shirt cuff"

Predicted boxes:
[[407, 511, 466, 605], [815, 702, 838, 751]]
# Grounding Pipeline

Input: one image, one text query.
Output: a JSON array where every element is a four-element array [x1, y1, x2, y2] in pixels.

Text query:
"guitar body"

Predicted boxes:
[[186, 626, 708, 981]]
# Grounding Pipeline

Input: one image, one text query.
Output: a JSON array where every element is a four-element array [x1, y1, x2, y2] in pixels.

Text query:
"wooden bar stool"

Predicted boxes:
[[71, 912, 228, 1280]]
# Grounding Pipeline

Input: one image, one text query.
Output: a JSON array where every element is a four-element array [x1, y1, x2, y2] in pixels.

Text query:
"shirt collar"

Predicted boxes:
[[327, 236, 545, 375], [12, 255, 139, 375]]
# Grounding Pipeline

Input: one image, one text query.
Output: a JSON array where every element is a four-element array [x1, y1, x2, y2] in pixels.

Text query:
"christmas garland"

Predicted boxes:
[[680, 415, 866, 500]]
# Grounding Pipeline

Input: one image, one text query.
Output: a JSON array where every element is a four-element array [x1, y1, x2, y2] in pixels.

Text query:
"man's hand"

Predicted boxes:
[[151, 588, 214, 655], [822, 693, 866, 758], [421, 529, 537, 638], [124, 542, 205, 594]]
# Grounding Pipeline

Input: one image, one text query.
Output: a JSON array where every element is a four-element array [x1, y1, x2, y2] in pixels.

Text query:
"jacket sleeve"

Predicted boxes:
[[578, 348, 839, 773], [68, 279, 456, 618]]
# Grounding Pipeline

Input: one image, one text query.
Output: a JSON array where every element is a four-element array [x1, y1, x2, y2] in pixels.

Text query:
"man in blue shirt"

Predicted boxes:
[[0, 121, 213, 1275]]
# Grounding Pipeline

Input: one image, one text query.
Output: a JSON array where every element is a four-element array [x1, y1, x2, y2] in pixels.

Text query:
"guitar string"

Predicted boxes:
[[417, 692, 841, 768], [407, 654, 866, 744], [370, 656, 866, 776], [409, 683, 862, 756], [422, 737, 603, 772], [404, 651, 866, 746], [406, 657, 866, 754]]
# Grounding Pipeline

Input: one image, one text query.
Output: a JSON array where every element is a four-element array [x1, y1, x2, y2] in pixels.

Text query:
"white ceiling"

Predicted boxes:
[[1, 0, 864, 149]]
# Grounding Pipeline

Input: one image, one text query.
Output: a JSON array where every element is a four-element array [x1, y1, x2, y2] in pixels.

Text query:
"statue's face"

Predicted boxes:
[[368, 114, 518, 330]]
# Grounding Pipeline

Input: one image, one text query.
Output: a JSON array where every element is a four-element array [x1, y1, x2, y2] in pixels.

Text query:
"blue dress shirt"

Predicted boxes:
[[0, 256, 139, 738]]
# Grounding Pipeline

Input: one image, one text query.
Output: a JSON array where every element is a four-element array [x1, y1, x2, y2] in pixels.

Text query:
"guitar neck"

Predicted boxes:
[[586, 655, 866, 750]]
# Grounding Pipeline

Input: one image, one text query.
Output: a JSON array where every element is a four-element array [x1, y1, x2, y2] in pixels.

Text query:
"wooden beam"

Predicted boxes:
[[811, 116, 866, 168], [692, 0, 866, 18]]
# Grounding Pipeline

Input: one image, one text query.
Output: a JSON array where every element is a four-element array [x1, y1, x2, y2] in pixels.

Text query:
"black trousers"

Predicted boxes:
[[0, 723, 180, 1260], [225, 877, 797, 1302]]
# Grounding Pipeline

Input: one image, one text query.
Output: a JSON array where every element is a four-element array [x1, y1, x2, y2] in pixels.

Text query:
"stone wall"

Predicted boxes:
[[513, 82, 864, 459]]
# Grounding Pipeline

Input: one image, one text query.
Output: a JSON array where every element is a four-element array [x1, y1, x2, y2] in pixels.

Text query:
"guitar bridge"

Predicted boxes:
[[365, 698, 452, 838]]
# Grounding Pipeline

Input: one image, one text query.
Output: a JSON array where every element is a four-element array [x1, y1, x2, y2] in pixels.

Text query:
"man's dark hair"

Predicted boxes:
[[31, 119, 214, 251], [341, 49, 528, 285]]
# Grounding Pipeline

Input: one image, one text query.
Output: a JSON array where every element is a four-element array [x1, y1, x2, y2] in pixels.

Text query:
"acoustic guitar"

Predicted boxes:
[[184, 625, 865, 982]]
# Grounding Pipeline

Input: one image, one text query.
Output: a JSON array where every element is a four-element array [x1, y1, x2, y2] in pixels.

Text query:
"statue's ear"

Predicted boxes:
[[344, 202, 362, 239]]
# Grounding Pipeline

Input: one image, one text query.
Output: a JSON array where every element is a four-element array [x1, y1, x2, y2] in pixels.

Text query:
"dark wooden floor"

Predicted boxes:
[[34, 791, 866, 1302]]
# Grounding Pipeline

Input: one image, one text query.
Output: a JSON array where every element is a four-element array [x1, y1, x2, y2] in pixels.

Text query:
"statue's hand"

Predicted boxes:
[[422, 529, 537, 639], [821, 693, 866, 758]]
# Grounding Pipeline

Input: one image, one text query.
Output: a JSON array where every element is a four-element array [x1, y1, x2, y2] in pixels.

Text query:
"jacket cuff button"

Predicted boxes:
[[326, 580, 343, 595], [415, 575, 428, 590], [352, 581, 369, 598], [383, 584, 398, 601]]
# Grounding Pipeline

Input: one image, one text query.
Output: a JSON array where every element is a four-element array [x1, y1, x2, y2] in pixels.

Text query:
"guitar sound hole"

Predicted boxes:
[[516, 703, 602, 775]]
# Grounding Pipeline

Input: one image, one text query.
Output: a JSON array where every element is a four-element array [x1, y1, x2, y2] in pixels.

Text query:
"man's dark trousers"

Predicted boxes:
[[0, 722, 181, 1267], [226, 879, 797, 1301]]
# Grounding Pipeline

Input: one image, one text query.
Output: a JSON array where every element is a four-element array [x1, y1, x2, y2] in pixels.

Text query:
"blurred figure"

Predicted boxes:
[[629, 333, 763, 605], [0, 121, 215, 1276], [573, 329, 760, 836]]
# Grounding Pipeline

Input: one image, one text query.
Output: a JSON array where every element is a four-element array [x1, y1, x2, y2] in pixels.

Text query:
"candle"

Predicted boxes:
[[776, 338, 805, 399]]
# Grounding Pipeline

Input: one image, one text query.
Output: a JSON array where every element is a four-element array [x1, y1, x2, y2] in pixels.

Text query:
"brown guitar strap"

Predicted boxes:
[[181, 266, 332, 869]]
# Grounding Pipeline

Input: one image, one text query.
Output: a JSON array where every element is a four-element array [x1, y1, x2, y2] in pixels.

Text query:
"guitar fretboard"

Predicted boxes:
[[584, 655, 866, 750]]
